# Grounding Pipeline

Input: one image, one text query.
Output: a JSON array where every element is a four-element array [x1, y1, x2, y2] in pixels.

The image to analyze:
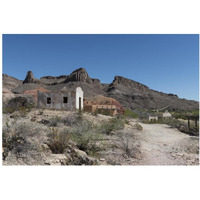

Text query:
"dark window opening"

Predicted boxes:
[[63, 97, 68, 103], [47, 97, 51, 104]]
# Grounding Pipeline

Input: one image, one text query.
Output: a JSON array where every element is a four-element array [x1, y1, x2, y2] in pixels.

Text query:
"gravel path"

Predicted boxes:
[[134, 123, 199, 165]]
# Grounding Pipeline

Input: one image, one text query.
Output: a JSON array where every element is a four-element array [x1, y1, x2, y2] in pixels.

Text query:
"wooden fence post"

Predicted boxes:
[[187, 116, 191, 131], [195, 117, 197, 128]]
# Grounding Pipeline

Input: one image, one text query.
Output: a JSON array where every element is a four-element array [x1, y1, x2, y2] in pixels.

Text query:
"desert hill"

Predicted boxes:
[[3, 68, 199, 111], [3, 74, 23, 90]]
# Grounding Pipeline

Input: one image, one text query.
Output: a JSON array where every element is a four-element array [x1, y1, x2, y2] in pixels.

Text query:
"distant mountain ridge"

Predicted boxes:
[[3, 68, 199, 111]]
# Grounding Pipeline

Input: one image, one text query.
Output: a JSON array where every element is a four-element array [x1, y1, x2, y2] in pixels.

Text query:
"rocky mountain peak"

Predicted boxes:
[[23, 71, 40, 84], [66, 67, 93, 83]]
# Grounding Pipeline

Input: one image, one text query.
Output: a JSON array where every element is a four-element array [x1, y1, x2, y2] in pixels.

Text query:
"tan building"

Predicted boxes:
[[83, 95, 124, 116], [84, 104, 119, 116]]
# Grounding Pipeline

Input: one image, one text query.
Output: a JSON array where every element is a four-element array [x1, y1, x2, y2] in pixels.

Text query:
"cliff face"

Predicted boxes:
[[66, 68, 92, 83], [5, 68, 199, 111], [65, 68, 101, 85]]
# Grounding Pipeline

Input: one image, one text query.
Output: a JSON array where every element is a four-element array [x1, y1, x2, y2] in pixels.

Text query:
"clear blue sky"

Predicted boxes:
[[3, 34, 199, 101]]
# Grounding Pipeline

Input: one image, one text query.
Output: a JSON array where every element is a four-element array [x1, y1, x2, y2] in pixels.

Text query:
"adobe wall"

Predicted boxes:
[[84, 104, 118, 116], [84, 105, 94, 113], [37, 91, 76, 111]]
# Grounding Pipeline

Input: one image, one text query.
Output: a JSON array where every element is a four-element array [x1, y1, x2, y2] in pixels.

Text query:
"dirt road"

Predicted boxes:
[[134, 122, 199, 165]]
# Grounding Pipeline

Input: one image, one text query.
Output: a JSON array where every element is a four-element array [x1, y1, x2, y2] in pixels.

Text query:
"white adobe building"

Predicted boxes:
[[37, 87, 84, 111], [162, 110, 172, 119]]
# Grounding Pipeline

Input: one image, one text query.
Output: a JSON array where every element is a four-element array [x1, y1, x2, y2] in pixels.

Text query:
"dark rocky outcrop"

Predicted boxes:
[[65, 68, 93, 83], [22, 68, 100, 85], [112, 76, 149, 92], [23, 71, 40, 84]]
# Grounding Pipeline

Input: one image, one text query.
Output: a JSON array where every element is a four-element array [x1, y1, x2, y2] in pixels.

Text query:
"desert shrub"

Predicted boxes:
[[4, 106, 31, 117], [38, 110, 44, 115], [118, 132, 140, 159], [5, 96, 35, 114], [61, 112, 86, 126], [92, 109, 99, 116], [133, 123, 143, 130], [77, 109, 84, 120], [3, 97, 34, 116], [47, 116, 61, 127], [142, 117, 198, 135], [99, 117, 125, 135], [18, 107, 28, 117], [125, 119, 130, 125], [164, 118, 197, 135], [172, 109, 199, 120], [47, 128, 70, 154], [2, 122, 37, 161], [3, 131, 31, 160], [61, 116, 79, 126], [124, 109, 138, 118], [119, 133, 133, 158], [3, 106, 16, 114], [70, 120, 103, 156]]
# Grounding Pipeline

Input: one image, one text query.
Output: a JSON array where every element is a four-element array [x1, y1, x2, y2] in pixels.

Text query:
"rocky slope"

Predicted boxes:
[[3, 68, 199, 111], [3, 74, 22, 90], [105, 76, 198, 110]]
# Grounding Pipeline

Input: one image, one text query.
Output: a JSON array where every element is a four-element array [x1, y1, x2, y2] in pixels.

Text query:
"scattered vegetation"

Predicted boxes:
[[70, 120, 103, 156], [3, 106, 142, 165], [3, 106, 16, 114], [47, 116, 62, 127], [133, 123, 143, 131], [47, 128, 70, 154], [77, 109, 84, 120], [99, 117, 125, 135], [172, 109, 199, 120], [38, 110, 44, 115], [118, 132, 137, 158], [124, 109, 138, 118], [3, 97, 35, 114], [142, 117, 199, 135], [2, 121, 40, 162]]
